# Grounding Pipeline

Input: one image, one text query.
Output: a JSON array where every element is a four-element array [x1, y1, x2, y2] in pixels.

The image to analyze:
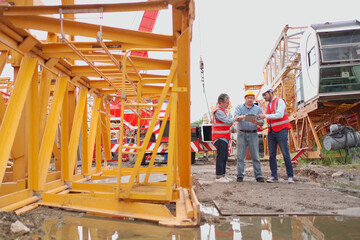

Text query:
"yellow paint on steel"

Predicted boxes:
[[85, 97, 101, 175], [0, 55, 37, 184], [38, 76, 68, 191], [100, 100, 111, 164], [7, 15, 173, 48], [0, 180, 26, 196], [105, 101, 111, 166], [2, 1, 169, 16], [67, 88, 88, 181], [176, 29, 191, 189], [0, 51, 8, 73], [120, 49, 176, 198], [0, 189, 33, 208], [0, 0, 200, 225], [95, 120, 102, 172], [81, 100, 88, 175], [41, 192, 175, 222], [38, 69, 52, 140], [27, 63, 39, 190], [144, 99, 172, 184], [166, 75, 178, 200], [61, 86, 70, 181]]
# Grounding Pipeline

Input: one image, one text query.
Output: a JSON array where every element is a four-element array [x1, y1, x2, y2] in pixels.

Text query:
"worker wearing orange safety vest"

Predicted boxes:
[[259, 86, 294, 184], [212, 93, 239, 183]]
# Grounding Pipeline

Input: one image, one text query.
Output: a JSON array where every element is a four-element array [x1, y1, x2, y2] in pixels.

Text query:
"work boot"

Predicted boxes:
[[266, 177, 278, 183], [256, 177, 265, 182], [237, 177, 243, 182], [225, 176, 233, 182], [288, 177, 295, 184], [215, 177, 230, 183]]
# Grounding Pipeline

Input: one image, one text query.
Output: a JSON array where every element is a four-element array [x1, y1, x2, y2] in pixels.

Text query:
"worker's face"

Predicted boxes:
[[245, 95, 255, 106], [262, 92, 271, 102], [219, 98, 230, 109]]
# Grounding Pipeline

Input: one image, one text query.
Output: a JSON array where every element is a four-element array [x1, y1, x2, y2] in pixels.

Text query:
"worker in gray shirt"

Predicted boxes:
[[212, 93, 240, 183], [234, 90, 265, 182]]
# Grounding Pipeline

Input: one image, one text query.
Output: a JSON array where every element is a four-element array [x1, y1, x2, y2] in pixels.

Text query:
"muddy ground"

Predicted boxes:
[[192, 157, 360, 217], [1, 158, 360, 239]]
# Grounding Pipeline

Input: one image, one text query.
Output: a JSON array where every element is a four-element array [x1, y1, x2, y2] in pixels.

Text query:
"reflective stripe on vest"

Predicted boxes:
[[269, 119, 290, 127], [212, 123, 230, 127], [212, 130, 231, 134]]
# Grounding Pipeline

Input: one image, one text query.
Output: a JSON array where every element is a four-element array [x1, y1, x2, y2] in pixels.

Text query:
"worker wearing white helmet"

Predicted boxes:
[[260, 85, 273, 95], [258, 85, 294, 183], [234, 90, 265, 183]]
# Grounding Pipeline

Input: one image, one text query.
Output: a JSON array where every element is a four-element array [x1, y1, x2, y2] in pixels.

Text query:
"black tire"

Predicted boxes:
[[141, 154, 149, 165], [191, 152, 196, 164], [111, 152, 118, 160]]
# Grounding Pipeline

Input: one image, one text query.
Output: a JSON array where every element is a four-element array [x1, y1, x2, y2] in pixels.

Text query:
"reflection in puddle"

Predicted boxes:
[[200, 205, 219, 216], [33, 213, 360, 239]]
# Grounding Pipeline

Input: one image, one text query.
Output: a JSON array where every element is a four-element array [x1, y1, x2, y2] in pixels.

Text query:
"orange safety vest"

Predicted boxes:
[[212, 106, 231, 141], [266, 97, 291, 132]]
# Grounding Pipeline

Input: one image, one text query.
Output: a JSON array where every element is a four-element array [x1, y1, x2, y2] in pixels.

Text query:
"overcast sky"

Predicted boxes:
[[2, 0, 360, 122], [190, 0, 360, 122]]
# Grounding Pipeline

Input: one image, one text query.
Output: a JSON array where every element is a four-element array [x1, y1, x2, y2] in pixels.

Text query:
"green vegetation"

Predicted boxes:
[[292, 147, 360, 169], [191, 118, 203, 127]]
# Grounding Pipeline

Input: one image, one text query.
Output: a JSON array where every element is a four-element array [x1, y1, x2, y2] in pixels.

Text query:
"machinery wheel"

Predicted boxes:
[[191, 152, 196, 164]]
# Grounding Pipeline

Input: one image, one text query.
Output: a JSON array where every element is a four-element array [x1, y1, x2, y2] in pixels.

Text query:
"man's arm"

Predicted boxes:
[[214, 110, 234, 125], [265, 99, 286, 119], [234, 105, 246, 121], [257, 107, 265, 126]]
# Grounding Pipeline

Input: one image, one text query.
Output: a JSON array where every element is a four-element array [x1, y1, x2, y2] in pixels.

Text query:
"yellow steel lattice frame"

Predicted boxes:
[[0, 0, 199, 226]]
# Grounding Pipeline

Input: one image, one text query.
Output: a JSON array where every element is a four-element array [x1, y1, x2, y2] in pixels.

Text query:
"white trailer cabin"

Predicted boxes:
[[297, 20, 360, 108]]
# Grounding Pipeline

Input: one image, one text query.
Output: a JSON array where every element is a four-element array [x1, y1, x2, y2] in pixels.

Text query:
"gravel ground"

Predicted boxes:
[[192, 158, 360, 216]]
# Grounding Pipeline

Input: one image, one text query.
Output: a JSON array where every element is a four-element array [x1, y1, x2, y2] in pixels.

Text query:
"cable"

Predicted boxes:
[[197, 0, 211, 122], [200, 58, 212, 122]]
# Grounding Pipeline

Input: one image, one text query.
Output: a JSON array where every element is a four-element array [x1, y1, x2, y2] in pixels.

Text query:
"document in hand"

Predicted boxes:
[[244, 114, 257, 122]]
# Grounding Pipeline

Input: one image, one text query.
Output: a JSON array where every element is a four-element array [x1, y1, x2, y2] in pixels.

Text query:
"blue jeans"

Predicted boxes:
[[237, 131, 263, 179], [268, 129, 294, 178], [214, 139, 228, 177]]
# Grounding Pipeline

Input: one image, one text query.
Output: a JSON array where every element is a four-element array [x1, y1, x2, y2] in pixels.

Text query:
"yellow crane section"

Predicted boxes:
[[0, 0, 200, 226]]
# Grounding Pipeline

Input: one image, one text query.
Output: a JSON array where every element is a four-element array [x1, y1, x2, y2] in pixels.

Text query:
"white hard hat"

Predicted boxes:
[[261, 85, 273, 95]]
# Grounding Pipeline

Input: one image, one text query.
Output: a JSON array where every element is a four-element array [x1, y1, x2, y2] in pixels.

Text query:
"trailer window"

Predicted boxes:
[[319, 30, 360, 63], [308, 47, 316, 66], [319, 65, 360, 93]]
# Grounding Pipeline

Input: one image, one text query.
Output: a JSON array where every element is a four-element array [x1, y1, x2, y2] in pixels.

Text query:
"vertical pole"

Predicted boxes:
[[177, 28, 191, 188], [61, 85, 69, 181], [85, 96, 101, 175], [96, 120, 102, 172], [105, 100, 111, 167], [37, 76, 68, 191], [39, 68, 52, 140], [100, 99, 111, 166], [0, 56, 37, 184], [166, 87, 177, 199], [116, 95, 125, 198], [66, 88, 88, 181], [81, 99, 88, 174], [28, 66, 39, 190]]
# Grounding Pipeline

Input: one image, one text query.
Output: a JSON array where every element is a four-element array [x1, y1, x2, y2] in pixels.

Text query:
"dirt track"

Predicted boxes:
[[192, 158, 360, 216]]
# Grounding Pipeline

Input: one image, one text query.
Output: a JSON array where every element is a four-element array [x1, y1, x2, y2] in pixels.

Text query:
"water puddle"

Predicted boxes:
[[32, 209, 360, 239]]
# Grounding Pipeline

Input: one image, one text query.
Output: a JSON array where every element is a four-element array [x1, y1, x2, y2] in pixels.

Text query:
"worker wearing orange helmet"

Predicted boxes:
[[234, 90, 265, 183], [259, 86, 294, 183]]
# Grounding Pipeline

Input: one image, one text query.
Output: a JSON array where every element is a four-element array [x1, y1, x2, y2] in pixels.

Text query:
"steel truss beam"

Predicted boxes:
[[0, 0, 198, 226]]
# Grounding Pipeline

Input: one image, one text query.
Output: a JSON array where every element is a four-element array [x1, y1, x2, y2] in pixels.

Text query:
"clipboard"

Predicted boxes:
[[244, 114, 257, 122]]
